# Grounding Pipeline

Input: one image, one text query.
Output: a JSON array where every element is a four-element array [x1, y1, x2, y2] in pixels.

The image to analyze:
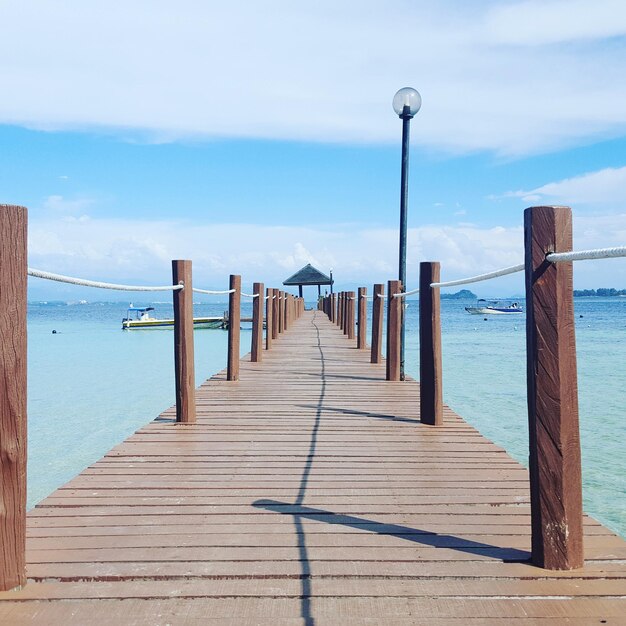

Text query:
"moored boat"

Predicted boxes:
[[122, 305, 224, 329], [465, 299, 523, 315]]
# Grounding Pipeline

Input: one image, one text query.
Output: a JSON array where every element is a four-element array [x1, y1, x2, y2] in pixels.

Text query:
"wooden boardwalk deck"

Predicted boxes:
[[1, 310, 625, 624]]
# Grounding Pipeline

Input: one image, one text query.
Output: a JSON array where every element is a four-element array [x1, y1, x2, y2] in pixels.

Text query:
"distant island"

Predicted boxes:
[[573, 288, 626, 297], [440, 289, 476, 300]]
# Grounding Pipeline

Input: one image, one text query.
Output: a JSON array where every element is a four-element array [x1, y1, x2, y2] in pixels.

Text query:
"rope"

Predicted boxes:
[[28, 268, 184, 292], [192, 287, 236, 295], [431, 263, 524, 289], [241, 292, 260, 298], [429, 246, 625, 289], [393, 287, 420, 299], [377, 293, 388, 299], [547, 246, 626, 263]]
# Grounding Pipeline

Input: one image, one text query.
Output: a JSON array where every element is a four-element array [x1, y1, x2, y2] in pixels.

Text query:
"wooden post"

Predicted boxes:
[[525, 205, 583, 570], [371, 284, 384, 364], [172, 260, 196, 424], [278, 291, 284, 334], [386, 280, 402, 381], [347, 291, 355, 339], [419, 263, 443, 426], [357, 287, 367, 349], [0, 205, 27, 591], [272, 289, 279, 340], [283, 293, 289, 331], [251, 282, 264, 362], [227, 274, 241, 381], [265, 288, 273, 350], [336, 293, 341, 328], [330, 293, 336, 323]]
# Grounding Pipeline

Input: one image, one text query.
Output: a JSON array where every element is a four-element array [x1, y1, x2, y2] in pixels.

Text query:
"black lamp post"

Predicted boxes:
[[393, 87, 421, 381], [329, 268, 334, 294]]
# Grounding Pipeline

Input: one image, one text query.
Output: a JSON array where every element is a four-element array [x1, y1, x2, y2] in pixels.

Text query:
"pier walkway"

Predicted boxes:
[[1, 310, 625, 624]]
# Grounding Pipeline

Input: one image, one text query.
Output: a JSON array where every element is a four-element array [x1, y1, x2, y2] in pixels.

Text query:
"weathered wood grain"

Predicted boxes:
[[525, 205, 583, 570], [172, 260, 196, 424], [0, 307, 623, 622], [251, 281, 264, 362], [0, 205, 27, 591], [227, 274, 241, 381], [386, 280, 402, 381]]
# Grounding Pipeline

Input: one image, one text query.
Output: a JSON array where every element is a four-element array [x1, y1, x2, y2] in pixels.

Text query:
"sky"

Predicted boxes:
[[1, 0, 626, 300]]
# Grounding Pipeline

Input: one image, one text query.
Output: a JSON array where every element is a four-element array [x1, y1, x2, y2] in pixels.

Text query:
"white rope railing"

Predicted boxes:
[[429, 246, 626, 290], [192, 287, 236, 295], [547, 246, 626, 263], [430, 263, 524, 289], [28, 268, 184, 292], [241, 292, 260, 298], [393, 287, 420, 299], [377, 293, 388, 299]]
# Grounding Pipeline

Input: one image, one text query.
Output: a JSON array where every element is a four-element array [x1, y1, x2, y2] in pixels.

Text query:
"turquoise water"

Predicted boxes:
[[402, 297, 626, 538], [27, 298, 624, 538]]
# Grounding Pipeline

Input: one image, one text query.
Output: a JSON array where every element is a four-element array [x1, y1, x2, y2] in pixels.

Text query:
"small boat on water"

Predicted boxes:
[[465, 299, 523, 315], [122, 305, 225, 329]]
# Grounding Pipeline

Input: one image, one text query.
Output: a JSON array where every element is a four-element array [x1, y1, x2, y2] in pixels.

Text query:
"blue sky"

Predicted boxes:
[[1, 0, 625, 299]]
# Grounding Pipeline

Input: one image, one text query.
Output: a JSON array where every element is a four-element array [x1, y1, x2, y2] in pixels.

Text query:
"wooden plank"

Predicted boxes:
[[0, 205, 27, 591], [1, 308, 623, 623]]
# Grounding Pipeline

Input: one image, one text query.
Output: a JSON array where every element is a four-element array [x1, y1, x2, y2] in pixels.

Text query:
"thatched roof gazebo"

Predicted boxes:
[[283, 263, 333, 297]]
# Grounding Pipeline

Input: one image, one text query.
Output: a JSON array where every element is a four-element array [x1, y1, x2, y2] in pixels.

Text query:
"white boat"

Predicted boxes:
[[122, 305, 225, 330], [465, 299, 523, 315]]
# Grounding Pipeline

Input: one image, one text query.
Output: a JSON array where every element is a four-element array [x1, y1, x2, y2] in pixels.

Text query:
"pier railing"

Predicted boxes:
[[0, 204, 304, 591], [319, 205, 626, 572]]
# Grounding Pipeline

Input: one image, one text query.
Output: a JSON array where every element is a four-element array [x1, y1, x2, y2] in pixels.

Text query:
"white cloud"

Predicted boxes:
[[42, 195, 94, 215], [1, 1, 625, 155], [485, 0, 626, 45], [502, 166, 626, 205], [27, 212, 626, 298]]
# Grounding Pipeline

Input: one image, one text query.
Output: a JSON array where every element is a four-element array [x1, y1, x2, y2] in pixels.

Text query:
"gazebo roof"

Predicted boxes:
[[283, 263, 332, 286]]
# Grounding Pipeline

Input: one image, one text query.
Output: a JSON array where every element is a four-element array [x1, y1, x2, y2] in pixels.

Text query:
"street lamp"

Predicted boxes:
[[393, 87, 421, 381], [329, 268, 334, 294]]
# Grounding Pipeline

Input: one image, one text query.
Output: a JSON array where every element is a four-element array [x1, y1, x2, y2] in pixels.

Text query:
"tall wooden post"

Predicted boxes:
[[347, 291, 355, 339], [0, 205, 27, 591], [283, 293, 289, 331], [371, 284, 384, 364], [337, 293, 343, 329], [272, 289, 279, 340], [419, 263, 443, 426], [172, 260, 196, 424], [227, 274, 241, 381], [278, 291, 284, 334], [357, 287, 367, 349], [525, 205, 583, 570], [330, 293, 336, 323], [265, 288, 273, 350], [251, 282, 264, 362], [386, 280, 402, 381]]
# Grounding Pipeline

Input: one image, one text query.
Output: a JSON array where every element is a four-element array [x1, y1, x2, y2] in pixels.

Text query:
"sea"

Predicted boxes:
[[27, 297, 625, 538]]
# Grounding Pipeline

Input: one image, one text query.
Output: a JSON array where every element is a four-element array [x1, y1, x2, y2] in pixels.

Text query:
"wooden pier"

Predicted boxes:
[[1, 310, 625, 624]]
